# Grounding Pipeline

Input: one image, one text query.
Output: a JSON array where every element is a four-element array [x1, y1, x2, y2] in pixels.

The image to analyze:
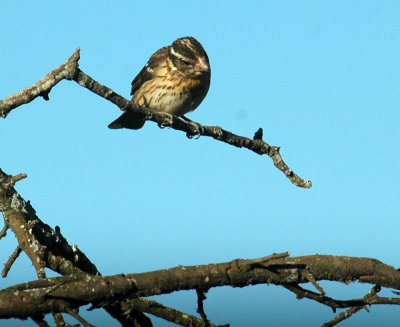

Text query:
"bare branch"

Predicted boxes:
[[196, 289, 210, 326], [1, 167, 398, 326], [0, 168, 98, 278], [0, 168, 151, 326], [0, 49, 80, 118], [284, 284, 357, 311], [322, 285, 380, 327], [1, 252, 400, 320], [64, 308, 95, 327], [0, 224, 8, 240], [246, 252, 290, 265], [1, 170, 399, 326], [52, 312, 79, 327], [3, 47, 397, 326], [11, 173, 27, 183], [124, 298, 229, 327], [2, 246, 22, 278], [0, 48, 311, 188], [31, 314, 50, 327], [301, 269, 326, 295], [73, 68, 311, 188]]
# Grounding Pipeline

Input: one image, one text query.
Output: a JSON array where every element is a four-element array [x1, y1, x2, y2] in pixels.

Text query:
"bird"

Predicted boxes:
[[108, 36, 211, 130]]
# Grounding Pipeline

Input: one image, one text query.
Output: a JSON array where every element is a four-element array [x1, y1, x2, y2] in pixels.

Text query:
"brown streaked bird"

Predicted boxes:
[[108, 36, 211, 130]]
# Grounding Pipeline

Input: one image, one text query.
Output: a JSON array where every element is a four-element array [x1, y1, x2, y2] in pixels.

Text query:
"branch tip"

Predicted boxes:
[[11, 173, 27, 184], [71, 69, 312, 188], [253, 127, 263, 140]]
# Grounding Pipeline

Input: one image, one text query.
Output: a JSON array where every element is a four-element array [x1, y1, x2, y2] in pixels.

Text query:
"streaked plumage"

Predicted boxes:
[[108, 36, 211, 129]]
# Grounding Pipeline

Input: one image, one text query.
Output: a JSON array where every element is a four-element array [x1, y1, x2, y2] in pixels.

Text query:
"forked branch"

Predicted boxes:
[[0, 48, 311, 188]]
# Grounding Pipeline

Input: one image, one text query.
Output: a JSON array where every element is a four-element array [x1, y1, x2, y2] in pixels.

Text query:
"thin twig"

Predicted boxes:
[[196, 289, 210, 326], [125, 298, 229, 327], [2, 246, 22, 277], [0, 224, 8, 240], [302, 269, 326, 295], [284, 284, 351, 311], [322, 285, 381, 327], [31, 314, 50, 327], [11, 173, 27, 184], [52, 312, 79, 327], [246, 251, 290, 265], [65, 308, 95, 327]]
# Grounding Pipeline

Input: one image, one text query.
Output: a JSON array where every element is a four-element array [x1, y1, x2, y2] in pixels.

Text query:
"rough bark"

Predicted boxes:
[[2, 48, 399, 327], [0, 48, 311, 189]]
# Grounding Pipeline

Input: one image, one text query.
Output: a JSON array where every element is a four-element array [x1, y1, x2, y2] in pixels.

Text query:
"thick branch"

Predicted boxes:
[[1, 253, 399, 319], [0, 168, 98, 277], [1, 170, 399, 325], [0, 168, 152, 326], [2, 246, 22, 278]]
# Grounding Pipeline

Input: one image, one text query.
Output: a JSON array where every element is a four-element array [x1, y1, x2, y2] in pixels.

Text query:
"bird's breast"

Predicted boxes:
[[133, 76, 203, 117]]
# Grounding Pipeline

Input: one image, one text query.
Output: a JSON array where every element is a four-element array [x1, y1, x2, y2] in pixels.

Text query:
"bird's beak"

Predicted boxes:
[[195, 57, 209, 72]]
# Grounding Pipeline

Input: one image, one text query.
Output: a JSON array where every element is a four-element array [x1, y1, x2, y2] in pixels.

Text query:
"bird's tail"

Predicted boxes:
[[108, 111, 146, 130]]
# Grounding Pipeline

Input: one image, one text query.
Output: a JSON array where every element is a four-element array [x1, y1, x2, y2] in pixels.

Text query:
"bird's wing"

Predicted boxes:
[[130, 46, 169, 96]]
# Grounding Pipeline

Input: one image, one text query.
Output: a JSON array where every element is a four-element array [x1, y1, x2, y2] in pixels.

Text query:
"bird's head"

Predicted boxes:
[[170, 36, 210, 78]]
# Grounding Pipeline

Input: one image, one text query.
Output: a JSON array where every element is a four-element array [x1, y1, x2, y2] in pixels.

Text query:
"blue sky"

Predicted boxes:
[[1, 1, 400, 326]]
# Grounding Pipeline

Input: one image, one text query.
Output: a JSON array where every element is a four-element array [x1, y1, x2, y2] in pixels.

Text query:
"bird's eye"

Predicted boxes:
[[179, 57, 191, 66]]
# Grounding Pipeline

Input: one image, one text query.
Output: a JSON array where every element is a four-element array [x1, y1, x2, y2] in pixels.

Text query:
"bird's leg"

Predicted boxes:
[[181, 115, 204, 139], [157, 112, 174, 129]]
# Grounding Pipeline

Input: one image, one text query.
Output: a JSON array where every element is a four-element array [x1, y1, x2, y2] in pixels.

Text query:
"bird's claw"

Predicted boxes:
[[186, 121, 204, 139], [157, 114, 174, 129]]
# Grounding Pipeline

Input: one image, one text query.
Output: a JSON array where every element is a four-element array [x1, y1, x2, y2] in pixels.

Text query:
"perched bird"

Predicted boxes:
[[108, 36, 211, 130]]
